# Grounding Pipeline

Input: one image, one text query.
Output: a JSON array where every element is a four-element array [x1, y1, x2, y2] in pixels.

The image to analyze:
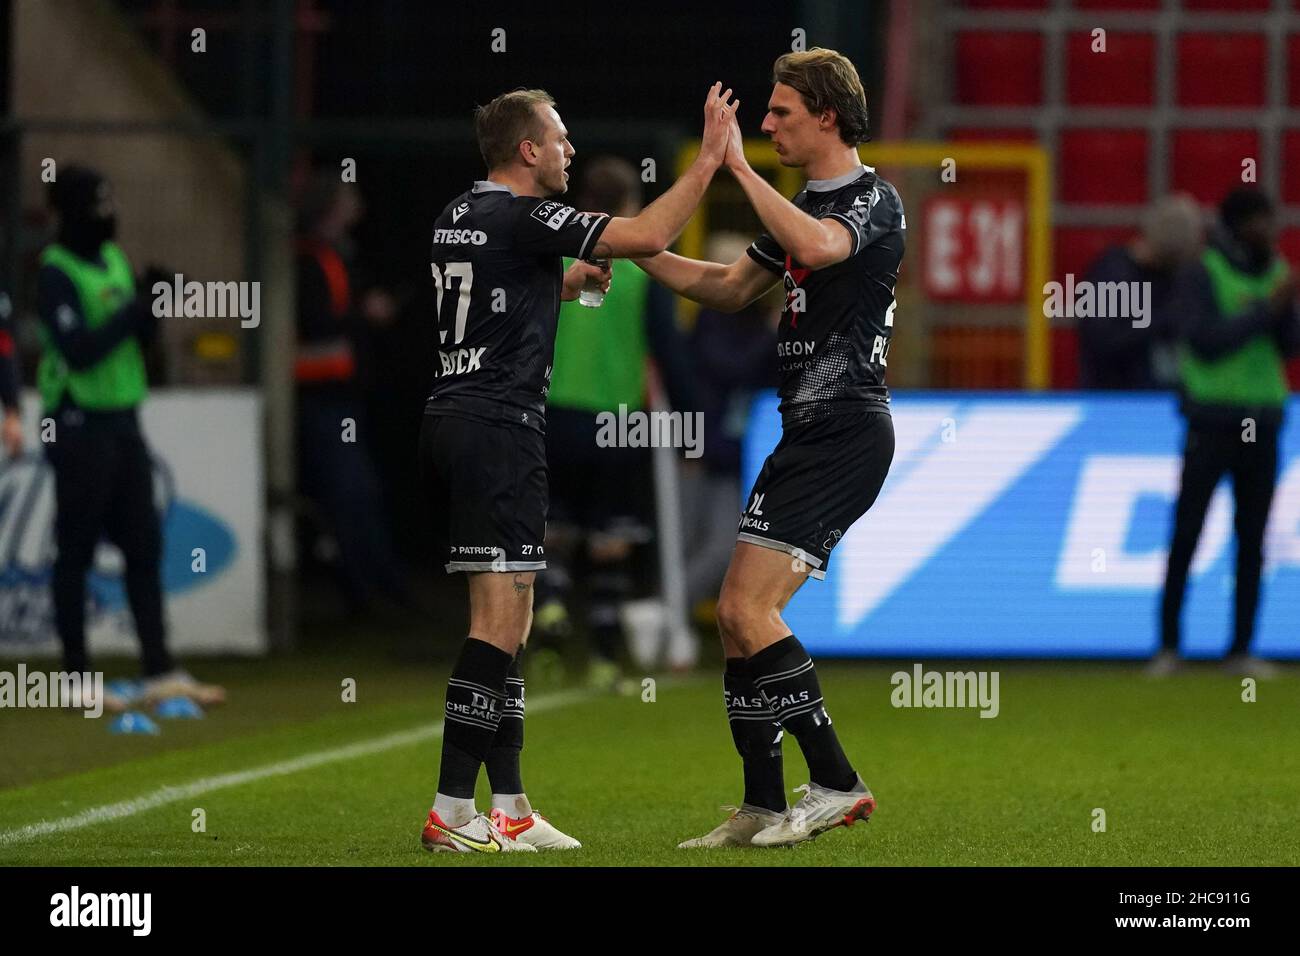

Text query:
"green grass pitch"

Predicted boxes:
[[1, 653, 1296, 866]]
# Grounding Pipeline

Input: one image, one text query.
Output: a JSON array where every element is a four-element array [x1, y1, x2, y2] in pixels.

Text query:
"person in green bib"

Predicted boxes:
[[37, 166, 223, 708], [537, 157, 693, 690], [1153, 189, 1299, 678]]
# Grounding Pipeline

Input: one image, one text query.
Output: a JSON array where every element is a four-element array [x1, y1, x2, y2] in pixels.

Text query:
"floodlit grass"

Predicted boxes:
[[2, 656, 1296, 866]]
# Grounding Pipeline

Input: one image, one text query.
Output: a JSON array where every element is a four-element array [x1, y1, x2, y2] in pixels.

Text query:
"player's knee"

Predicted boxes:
[[715, 592, 744, 640], [716, 594, 771, 649]]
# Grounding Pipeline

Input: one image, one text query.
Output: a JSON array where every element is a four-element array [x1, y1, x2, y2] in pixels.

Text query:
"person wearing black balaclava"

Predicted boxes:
[[1151, 189, 1300, 679], [37, 165, 224, 708]]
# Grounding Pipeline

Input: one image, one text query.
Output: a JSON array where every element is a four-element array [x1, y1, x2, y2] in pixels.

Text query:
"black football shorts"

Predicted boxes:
[[737, 409, 895, 580], [419, 413, 548, 573]]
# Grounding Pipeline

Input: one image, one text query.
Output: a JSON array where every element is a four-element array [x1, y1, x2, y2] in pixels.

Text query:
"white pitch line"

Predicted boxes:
[[0, 687, 597, 847]]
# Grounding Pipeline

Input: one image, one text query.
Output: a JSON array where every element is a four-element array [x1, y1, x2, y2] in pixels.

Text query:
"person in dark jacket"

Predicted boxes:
[[294, 173, 409, 614], [1078, 195, 1203, 390], [1151, 189, 1299, 678]]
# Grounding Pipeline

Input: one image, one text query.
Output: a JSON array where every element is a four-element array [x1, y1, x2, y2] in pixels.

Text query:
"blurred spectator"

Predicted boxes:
[[680, 232, 779, 615], [1078, 195, 1203, 390], [533, 156, 694, 691], [1153, 189, 1300, 678], [36, 165, 223, 706], [295, 173, 409, 614]]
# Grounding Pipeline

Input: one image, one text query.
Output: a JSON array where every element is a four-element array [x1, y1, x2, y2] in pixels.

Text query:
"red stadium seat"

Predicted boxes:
[[1177, 34, 1267, 107], [1066, 31, 1155, 106], [1059, 129, 1148, 204], [1055, 226, 1134, 282], [955, 32, 1044, 105], [1170, 129, 1260, 203]]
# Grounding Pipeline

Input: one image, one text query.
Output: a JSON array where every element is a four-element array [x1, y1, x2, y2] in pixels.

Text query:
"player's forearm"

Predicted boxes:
[[731, 163, 836, 268], [644, 158, 717, 248], [597, 158, 716, 258], [635, 252, 738, 312]]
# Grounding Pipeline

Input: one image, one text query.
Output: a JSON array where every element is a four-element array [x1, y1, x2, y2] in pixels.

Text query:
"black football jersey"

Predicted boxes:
[[746, 165, 906, 425], [425, 180, 609, 431]]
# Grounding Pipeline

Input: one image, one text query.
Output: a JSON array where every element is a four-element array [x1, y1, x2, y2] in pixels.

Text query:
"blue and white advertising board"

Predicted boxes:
[[0, 389, 265, 658], [743, 393, 1300, 658]]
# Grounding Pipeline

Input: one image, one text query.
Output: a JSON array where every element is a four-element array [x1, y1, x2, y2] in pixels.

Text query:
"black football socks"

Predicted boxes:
[[485, 647, 526, 797], [437, 637, 513, 800], [724, 657, 787, 812], [746, 635, 857, 793]]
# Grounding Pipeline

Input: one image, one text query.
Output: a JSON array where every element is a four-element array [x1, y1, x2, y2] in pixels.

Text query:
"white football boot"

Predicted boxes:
[[750, 776, 876, 848], [490, 808, 581, 850], [421, 809, 536, 853], [677, 804, 786, 848]]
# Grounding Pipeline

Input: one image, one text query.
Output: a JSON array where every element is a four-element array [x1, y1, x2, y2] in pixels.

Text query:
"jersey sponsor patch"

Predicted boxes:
[[432, 227, 488, 245], [848, 190, 875, 224], [530, 201, 575, 230]]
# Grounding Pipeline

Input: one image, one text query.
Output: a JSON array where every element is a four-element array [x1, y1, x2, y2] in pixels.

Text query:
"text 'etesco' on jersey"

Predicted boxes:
[[426, 180, 610, 432]]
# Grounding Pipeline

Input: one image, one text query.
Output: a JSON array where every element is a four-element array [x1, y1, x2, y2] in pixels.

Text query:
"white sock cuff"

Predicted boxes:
[[491, 793, 533, 818], [432, 793, 477, 827]]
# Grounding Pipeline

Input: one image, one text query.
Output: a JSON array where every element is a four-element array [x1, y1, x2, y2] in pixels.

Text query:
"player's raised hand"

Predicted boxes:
[[699, 82, 736, 171], [722, 97, 747, 173]]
